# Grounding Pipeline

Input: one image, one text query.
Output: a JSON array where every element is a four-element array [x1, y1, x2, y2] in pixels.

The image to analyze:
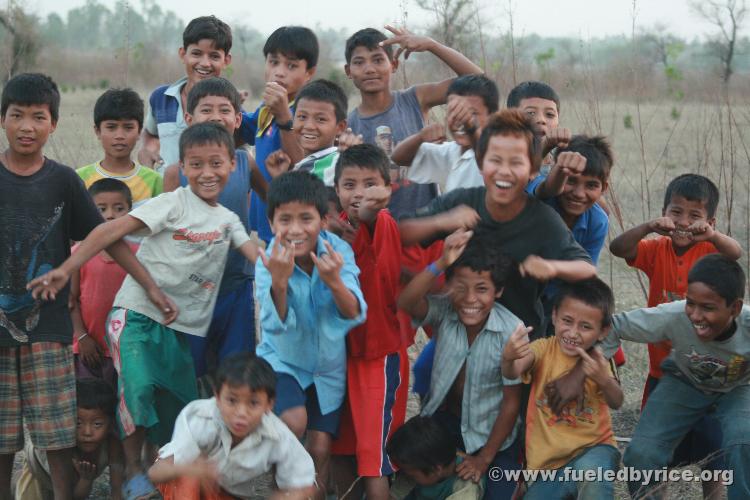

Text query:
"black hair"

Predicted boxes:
[[93, 88, 144, 130], [345, 28, 392, 63], [1, 73, 60, 123], [554, 135, 614, 183], [447, 75, 500, 114], [77, 378, 117, 418], [386, 416, 456, 474], [506, 80, 560, 112], [264, 26, 319, 69], [663, 174, 719, 218], [552, 277, 615, 328], [688, 254, 746, 304], [445, 237, 513, 291], [88, 178, 133, 209], [326, 186, 342, 213], [186, 77, 241, 115], [334, 143, 391, 186], [179, 122, 234, 162], [267, 171, 329, 220], [296, 80, 348, 123], [475, 109, 541, 171], [215, 352, 277, 400], [183, 16, 232, 53]]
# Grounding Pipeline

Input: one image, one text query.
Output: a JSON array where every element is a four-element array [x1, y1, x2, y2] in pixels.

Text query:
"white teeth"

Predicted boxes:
[[561, 338, 579, 346], [303, 135, 317, 140], [495, 181, 512, 189], [461, 307, 480, 314], [288, 239, 305, 245]]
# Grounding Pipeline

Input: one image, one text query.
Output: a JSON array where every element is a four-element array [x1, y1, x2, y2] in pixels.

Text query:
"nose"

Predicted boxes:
[[571, 184, 585, 199]]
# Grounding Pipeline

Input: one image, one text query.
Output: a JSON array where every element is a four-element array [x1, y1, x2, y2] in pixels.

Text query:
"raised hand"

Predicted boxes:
[[310, 240, 344, 287], [442, 205, 481, 232], [361, 185, 392, 213], [336, 128, 364, 151], [575, 346, 611, 386], [519, 255, 557, 281], [686, 220, 715, 242], [259, 240, 296, 285], [266, 150, 291, 178], [263, 82, 291, 120], [419, 123, 446, 144], [438, 228, 474, 269], [503, 323, 533, 361], [542, 127, 572, 154], [325, 216, 357, 244], [73, 459, 97, 481], [553, 151, 587, 177], [380, 25, 435, 60], [648, 217, 676, 237]]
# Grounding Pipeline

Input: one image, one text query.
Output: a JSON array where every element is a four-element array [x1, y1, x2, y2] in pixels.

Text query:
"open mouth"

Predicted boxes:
[[195, 68, 214, 77], [460, 306, 482, 316], [560, 337, 581, 349], [692, 322, 711, 337], [495, 180, 513, 189]]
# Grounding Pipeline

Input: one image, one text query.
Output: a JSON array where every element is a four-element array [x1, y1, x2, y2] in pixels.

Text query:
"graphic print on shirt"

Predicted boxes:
[[173, 223, 231, 311], [683, 348, 748, 388], [536, 392, 597, 428], [0, 204, 63, 342]]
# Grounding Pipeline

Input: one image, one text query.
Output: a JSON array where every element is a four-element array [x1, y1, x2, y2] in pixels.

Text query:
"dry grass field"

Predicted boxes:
[[6, 89, 748, 499]]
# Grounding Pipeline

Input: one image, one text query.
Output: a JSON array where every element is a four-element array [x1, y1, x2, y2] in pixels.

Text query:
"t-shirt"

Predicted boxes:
[[113, 187, 251, 336], [407, 141, 483, 193], [342, 210, 402, 359], [347, 87, 424, 152], [144, 77, 188, 173], [73, 242, 139, 356], [629, 236, 717, 378], [523, 337, 616, 470], [409, 188, 592, 335], [0, 159, 103, 347], [293, 146, 339, 187], [77, 162, 163, 209], [160, 398, 315, 497]]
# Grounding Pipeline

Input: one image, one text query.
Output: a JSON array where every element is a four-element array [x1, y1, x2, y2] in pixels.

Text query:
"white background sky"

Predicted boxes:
[[26, 0, 737, 40]]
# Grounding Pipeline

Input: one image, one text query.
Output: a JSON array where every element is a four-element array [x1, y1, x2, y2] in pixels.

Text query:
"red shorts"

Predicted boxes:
[[331, 349, 409, 476]]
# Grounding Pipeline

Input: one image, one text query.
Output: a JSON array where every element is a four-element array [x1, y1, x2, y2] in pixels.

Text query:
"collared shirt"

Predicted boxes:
[[293, 146, 339, 187], [144, 76, 188, 173], [159, 398, 315, 497], [420, 296, 522, 454], [407, 141, 484, 193], [255, 231, 367, 414]]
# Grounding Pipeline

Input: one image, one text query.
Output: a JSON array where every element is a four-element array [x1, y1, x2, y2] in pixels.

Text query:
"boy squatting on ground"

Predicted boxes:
[[255, 171, 366, 500], [1, 72, 169, 500], [77, 88, 163, 209], [599, 254, 750, 499], [502, 278, 623, 500], [15, 379, 125, 500], [139, 16, 233, 173], [148, 353, 316, 500], [70, 179, 138, 388], [399, 231, 525, 500], [30, 123, 261, 499]]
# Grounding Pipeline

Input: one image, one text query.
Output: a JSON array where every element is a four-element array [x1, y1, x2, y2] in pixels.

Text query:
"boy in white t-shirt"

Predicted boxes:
[[29, 122, 261, 499]]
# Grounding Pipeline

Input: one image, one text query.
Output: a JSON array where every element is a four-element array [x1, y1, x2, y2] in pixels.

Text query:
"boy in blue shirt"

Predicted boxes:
[[256, 171, 366, 500]]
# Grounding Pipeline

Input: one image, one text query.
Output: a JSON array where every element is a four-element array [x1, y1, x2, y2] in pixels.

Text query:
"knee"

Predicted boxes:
[[624, 439, 668, 470], [306, 439, 331, 466], [281, 409, 307, 440]]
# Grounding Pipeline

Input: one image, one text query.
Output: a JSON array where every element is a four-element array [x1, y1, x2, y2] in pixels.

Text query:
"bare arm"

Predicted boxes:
[[391, 131, 426, 167], [137, 129, 162, 168], [576, 347, 623, 410], [162, 164, 181, 192], [415, 41, 484, 110], [708, 230, 742, 260], [69, 268, 86, 339], [236, 240, 260, 265], [518, 256, 596, 282], [534, 151, 586, 199], [501, 351, 534, 380], [609, 222, 654, 261], [396, 260, 442, 323], [148, 455, 218, 486], [398, 205, 480, 246], [250, 157, 270, 203]]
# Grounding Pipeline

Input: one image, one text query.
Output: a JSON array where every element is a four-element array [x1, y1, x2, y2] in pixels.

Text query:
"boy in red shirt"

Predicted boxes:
[[330, 144, 407, 500]]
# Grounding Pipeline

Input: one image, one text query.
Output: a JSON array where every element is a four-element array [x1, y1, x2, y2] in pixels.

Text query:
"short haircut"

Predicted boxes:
[[554, 135, 614, 183], [264, 26, 319, 69], [1, 73, 60, 123], [334, 143, 391, 186], [93, 88, 144, 130], [663, 173, 719, 218], [475, 109, 541, 171], [183, 16, 232, 53], [386, 416, 456, 474], [553, 277, 615, 328], [345, 28, 392, 63], [688, 254, 746, 304], [215, 352, 277, 400], [179, 122, 234, 162], [77, 378, 117, 418], [297, 80, 348, 123], [447, 75, 500, 114], [88, 178, 133, 209], [326, 186, 342, 213], [506, 80, 560, 112], [267, 171, 329, 220], [445, 237, 513, 291], [186, 77, 241, 115]]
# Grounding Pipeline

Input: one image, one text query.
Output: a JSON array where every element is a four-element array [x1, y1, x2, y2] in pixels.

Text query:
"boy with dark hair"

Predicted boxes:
[[16, 378, 125, 500], [77, 88, 163, 208], [387, 416, 484, 499], [399, 231, 524, 499], [2, 72, 168, 500], [257, 171, 366, 500], [241, 26, 319, 244], [148, 353, 316, 500], [138, 15, 233, 172], [502, 278, 622, 499], [329, 144, 406, 499], [392, 74, 499, 192], [600, 254, 750, 498], [30, 122, 261, 498]]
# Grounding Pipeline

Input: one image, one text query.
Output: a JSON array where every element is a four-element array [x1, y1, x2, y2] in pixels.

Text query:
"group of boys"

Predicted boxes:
[[2, 12, 749, 500]]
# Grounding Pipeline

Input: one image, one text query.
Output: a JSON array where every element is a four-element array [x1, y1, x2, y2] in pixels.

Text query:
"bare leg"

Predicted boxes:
[[306, 430, 332, 500], [122, 426, 146, 480], [0, 453, 14, 499], [364, 476, 390, 500], [46, 447, 74, 500], [330, 455, 362, 499], [280, 407, 308, 440]]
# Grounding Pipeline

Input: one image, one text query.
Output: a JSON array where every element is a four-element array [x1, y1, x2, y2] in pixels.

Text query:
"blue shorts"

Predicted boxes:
[[273, 372, 342, 436], [412, 339, 436, 398], [187, 280, 255, 377]]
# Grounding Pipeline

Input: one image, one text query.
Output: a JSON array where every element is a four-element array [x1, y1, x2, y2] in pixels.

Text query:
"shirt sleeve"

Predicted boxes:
[[255, 244, 298, 335], [127, 190, 182, 237], [157, 406, 203, 464], [240, 109, 259, 146], [539, 205, 592, 264], [325, 236, 367, 335], [526, 175, 546, 196], [273, 426, 316, 489], [227, 215, 251, 249], [407, 142, 452, 185], [521, 338, 550, 384], [68, 169, 104, 241], [600, 302, 678, 358], [419, 295, 450, 331], [628, 238, 658, 274], [581, 212, 608, 265], [144, 99, 158, 136]]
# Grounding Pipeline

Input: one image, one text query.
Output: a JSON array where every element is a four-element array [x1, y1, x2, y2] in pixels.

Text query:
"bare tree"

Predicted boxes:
[[416, 0, 475, 55], [691, 0, 748, 84], [0, 5, 39, 81]]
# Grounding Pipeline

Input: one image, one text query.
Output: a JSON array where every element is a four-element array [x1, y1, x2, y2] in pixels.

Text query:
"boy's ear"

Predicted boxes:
[[494, 286, 504, 299], [597, 325, 611, 341], [304, 65, 316, 85], [184, 113, 193, 125], [390, 57, 399, 73], [344, 64, 351, 79], [708, 216, 717, 228], [233, 111, 242, 131], [601, 180, 609, 193], [224, 53, 232, 67], [335, 119, 347, 136], [178, 46, 186, 60], [93, 124, 101, 139], [731, 298, 743, 317]]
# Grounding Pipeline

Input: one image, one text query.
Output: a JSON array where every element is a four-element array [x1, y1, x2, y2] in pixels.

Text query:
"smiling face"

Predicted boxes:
[[95, 119, 140, 162], [558, 173, 607, 223], [447, 267, 501, 334], [480, 134, 532, 215], [518, 97, 559, 137], [180, 142, 235, 205], [187, 95, 241, 133], [179, 39, 231, 87], [92, 191, 130, 221], [264, 52, 314, 100], [552, 297, 608, 356], [345, 46, 397, 94], [76, 407, 110, 454], [294, 98, 346, 155], [685, 282, 742, 341], [448, 95, 491, 148], [663, 194, 713, 249], [270, 201, 324, 259], [335, 165, 387, 225], [1, 103, 57, 157], [215, 383, 273, 443]]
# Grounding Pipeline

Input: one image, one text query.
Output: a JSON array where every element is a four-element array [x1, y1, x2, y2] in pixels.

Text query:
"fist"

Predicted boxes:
[[440, 228, 474, 268], [337, 128, 363, 151], [554, 151, 586, 177], [503, 323, 533, 361], [519, 255, 557, 281], [263, 82, 290, 119], [649, 217, 676, 236], [443, 205, 481, 231], [687, 220, 715, 242], [266, 150, 291, 178], [362, 185, 392, 212], [543, 127, 572, 154]]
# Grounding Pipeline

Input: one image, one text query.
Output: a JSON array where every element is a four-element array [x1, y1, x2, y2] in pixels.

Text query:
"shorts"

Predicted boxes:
[[273, 372, 341, 436], [331, 349, 409, 476], [157, 476, 235, 500], [0, 342, 76, 453], [107, 308, 198, 445]]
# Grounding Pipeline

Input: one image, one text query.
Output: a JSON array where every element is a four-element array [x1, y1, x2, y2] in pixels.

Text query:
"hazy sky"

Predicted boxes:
[[29, 0, 732, 40]]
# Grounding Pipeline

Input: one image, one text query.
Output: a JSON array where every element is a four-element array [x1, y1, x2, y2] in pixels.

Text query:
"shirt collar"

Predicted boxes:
[[165, 76, 189, 97]]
